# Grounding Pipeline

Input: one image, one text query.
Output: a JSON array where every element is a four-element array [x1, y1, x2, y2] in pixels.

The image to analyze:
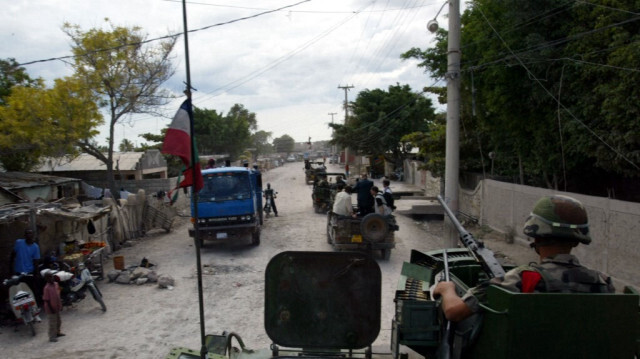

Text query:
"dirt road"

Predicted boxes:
[[0, 162, 536, 359]]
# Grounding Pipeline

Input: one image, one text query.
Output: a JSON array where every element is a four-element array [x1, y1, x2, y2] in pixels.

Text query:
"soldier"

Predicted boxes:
[[434, 195, 615, 322]]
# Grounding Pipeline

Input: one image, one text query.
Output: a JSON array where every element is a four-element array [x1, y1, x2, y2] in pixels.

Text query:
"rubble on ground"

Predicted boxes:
[[107, 258, 174, 289]]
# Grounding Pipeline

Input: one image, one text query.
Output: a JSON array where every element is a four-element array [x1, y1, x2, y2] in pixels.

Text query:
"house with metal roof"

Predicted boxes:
[[0, 171, 81, 205], [35, 149, 168, 183]]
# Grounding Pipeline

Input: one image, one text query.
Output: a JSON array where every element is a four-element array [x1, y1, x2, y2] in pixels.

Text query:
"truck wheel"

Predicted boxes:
[[381, 249, 391, 260], [361, 213, 389, 243], [251, 230, 261, 246]]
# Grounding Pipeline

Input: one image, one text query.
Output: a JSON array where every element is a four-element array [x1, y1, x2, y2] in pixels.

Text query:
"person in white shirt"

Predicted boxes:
[[371, 186, 393, 216], [332, 185, 356, 217]]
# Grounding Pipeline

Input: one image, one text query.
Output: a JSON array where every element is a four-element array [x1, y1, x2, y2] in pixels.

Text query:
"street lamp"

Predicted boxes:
[[426, 1, 448, 33], [428, 0, 461, 248]]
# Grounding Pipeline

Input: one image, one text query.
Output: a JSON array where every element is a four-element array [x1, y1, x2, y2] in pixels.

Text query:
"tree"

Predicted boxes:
[[63, 20, 177, 196], [401, 113, 447, 176], [0, 58, 40, 105], [251, 130, 274, 158], [0, 77, 103, 171], [330, 84, 436, 167], [402, 0, 639, 197], [273, 135, 295, 153], [193, 104, 255, 160], [119, 138, 135, 152]]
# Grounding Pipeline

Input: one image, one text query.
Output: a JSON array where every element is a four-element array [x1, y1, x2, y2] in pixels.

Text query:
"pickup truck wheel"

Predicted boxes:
[[381, 249, 391, 260], [361, 213, 389, 243], [326, 224, 333, 244]]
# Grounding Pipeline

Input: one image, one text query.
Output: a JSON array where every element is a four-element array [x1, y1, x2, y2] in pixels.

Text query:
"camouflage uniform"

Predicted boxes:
[[462, 254, 615, 313], [461, 195, 615, 313]]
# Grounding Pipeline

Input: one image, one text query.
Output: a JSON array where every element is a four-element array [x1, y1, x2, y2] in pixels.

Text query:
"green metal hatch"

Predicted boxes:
[[264, 251, 381, 350]]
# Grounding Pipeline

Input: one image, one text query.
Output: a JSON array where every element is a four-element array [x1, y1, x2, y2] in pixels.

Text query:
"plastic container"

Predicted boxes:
[[113, 255, 125, 270]]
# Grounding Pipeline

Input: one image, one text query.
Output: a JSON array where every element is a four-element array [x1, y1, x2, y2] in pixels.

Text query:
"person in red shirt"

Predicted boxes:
[[42, 272, 64, 342]]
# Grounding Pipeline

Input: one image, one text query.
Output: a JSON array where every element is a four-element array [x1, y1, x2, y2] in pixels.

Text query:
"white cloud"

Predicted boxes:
[[1, 0, 447, 148]]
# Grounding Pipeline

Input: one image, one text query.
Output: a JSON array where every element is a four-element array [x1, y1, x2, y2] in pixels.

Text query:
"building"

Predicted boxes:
[[0, 172, 81, 205], [36, 150, 168, 182]]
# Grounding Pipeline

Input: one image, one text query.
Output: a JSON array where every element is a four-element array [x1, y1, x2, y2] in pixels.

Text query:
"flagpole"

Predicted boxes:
[[181, 1, 207, 358]]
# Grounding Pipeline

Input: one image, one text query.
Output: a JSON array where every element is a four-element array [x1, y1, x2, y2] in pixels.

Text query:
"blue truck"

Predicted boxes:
[[188, 166, 263, 246]]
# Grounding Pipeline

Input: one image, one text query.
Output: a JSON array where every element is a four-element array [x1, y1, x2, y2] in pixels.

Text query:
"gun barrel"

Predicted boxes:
[[442, 249, 450, 282], [436, 195, 506, 279], [436, 195, 469, 236]]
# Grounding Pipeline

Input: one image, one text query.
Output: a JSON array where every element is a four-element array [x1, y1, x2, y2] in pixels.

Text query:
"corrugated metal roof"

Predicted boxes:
[[36, 152, 145, 172], [0, 172, 81, 190]]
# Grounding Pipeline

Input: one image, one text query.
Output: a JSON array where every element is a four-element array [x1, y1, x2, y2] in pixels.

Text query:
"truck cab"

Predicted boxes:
[[189, 166, 263, 246]]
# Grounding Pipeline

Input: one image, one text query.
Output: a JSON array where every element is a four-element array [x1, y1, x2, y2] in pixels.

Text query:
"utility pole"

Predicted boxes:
[[444, 0, 461, 248], [338, 85, 354, 168], [328, 112, 337, 123], [328, 112, 338, 156]]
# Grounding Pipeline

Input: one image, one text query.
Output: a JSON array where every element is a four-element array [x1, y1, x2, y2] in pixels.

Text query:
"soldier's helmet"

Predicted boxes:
[[523, 195, 591, 244]]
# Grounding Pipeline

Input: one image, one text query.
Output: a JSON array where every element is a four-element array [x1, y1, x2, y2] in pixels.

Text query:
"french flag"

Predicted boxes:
[[162, 99, 203, 192]]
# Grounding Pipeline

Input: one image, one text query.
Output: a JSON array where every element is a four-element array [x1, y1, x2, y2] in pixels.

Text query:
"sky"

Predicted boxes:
[[1, 0, 450, 147]]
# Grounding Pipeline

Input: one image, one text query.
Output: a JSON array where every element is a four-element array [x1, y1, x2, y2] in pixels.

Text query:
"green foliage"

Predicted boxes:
[[330, 83, 437, 166], [119, 139, 135, 152], [402, 0, 640, 194], [138, 129, 167, 150], [0, 77, 103, 171], [64, 20, 177, 192], [273, 135, 295, 153], [251, 130, 274, 157], [0, 58, 41, 105], [401, 113, 447, 176], [193, 104, 255, 160]]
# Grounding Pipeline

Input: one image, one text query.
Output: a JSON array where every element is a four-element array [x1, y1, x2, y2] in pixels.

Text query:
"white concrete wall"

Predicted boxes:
[[459, 179, 640, 289]]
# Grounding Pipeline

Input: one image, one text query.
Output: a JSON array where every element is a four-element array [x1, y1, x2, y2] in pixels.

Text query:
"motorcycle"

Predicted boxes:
[[263, 192, 277, 218], [2, 274, 41, 336], [40, 261, 106, 312]]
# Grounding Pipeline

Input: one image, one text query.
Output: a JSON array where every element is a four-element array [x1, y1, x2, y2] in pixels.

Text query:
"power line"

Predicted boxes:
[[16, 0, 312, 67]]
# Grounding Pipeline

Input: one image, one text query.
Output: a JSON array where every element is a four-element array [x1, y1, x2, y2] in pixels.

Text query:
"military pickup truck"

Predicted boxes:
[[326, 212, 398, 260]]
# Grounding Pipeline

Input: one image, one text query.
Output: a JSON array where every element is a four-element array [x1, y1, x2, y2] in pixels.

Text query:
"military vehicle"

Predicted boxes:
[[311, 172, 346, 213], [326, 212, 397, 260], [168, 198, 640, 359], [304, 160, 326, 185], [167, 251, 381, 359]]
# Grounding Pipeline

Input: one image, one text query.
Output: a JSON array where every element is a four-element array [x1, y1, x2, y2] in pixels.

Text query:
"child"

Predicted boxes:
[[42, 272, 64, 342]]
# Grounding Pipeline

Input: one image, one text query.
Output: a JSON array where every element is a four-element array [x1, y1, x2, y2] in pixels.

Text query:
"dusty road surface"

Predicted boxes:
[[0, 162, 536, 359]]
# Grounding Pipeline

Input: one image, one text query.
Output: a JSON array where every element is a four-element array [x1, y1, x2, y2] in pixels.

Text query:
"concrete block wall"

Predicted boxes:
[[460, 179, 640, 289]]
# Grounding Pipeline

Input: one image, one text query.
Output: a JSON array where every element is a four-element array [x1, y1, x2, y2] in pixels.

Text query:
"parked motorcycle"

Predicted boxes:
[[3, 274, 41, 336], [41, 261, 106, 312]]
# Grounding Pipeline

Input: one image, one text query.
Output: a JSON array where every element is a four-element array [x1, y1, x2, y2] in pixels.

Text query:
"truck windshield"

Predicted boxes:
[[198, 172, 251, 202]]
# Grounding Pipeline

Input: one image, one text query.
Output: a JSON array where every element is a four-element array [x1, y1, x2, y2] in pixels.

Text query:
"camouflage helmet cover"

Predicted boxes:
[[523, 195, 591, 244]]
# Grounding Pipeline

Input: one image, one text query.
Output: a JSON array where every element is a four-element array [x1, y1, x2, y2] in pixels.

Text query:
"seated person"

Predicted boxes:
[[332, 185, 356, 218], [434, 195, 615, 322]]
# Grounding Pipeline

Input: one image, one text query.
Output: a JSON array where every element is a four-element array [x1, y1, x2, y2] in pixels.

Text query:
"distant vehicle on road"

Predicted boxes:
[[189, 166, 263, 246], [286, 155, 296, 162]]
